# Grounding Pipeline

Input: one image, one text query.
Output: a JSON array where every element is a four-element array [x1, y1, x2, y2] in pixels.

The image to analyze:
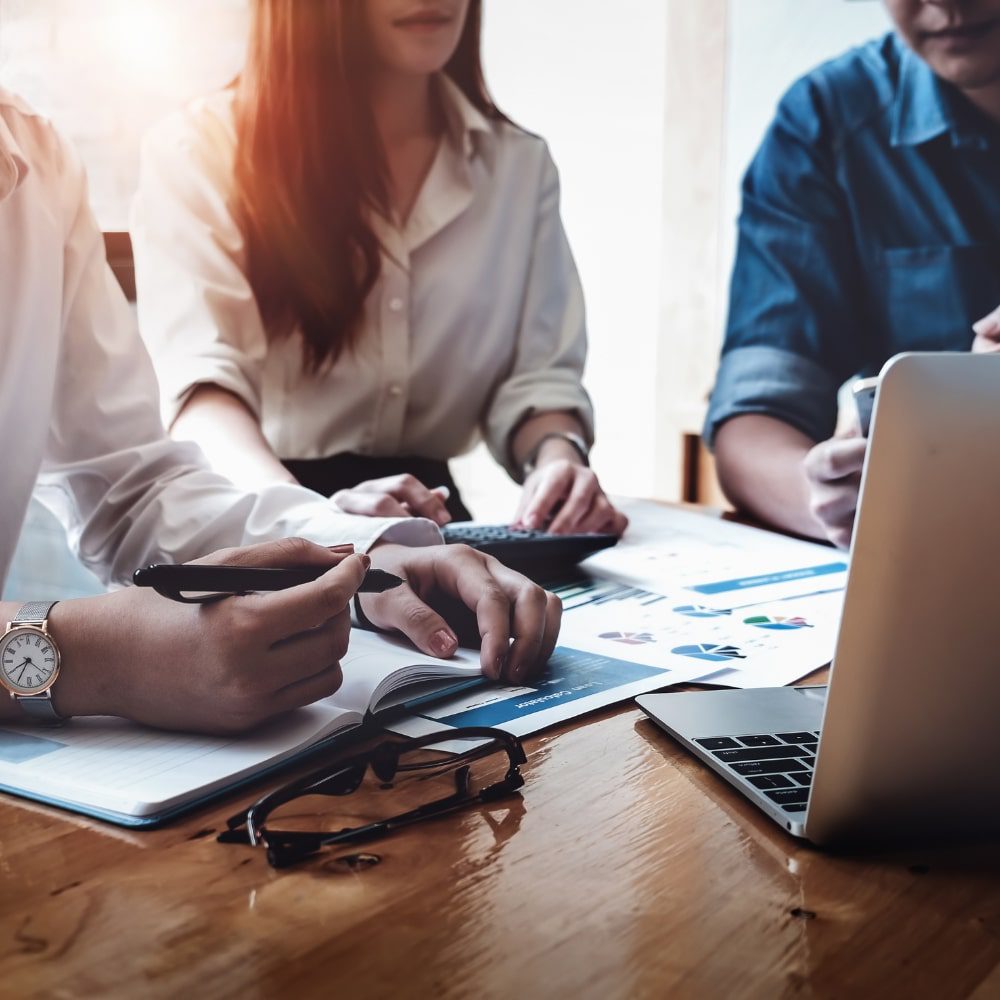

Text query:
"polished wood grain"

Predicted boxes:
[[3, 692, 1000, 999]]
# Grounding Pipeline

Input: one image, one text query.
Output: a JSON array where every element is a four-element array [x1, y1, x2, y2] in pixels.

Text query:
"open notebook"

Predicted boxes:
[[0, 630, 483, 827]]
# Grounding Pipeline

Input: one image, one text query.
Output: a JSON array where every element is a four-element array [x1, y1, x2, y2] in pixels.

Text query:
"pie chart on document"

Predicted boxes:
[[598, 631, 656, 646], [743, 615, 812, 631], [671, 643, 747, 663], [673, 604, 732, 619]]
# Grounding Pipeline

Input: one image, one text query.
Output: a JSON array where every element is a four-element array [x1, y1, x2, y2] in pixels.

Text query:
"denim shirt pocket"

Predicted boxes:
[[877, 244, 1000, 355]]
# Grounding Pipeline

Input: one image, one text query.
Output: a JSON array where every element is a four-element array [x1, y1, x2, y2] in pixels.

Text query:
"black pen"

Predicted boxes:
[[133, 563, 404, 604]]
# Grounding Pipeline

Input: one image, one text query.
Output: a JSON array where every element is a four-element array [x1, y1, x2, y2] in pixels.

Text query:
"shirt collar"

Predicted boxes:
[[891, 35, 994, 150], [434, 73, 496, 168]]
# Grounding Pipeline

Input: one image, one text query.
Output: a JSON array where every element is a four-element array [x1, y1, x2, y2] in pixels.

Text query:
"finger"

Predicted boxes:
[[547, 471, 599, 535], [972, 334, 1000, 355], [521, 468, 574, 530], [268, 663, 346, 716], [359, 583, 460, 659], [810, 479, 861, 530], [972, 304, 1000, 337], [499, 573, 552, 684], [435, 551, 558, 682], [805, 439, 867, 483], [425, 548, 514, 678], [512, 481, 538, 525], [522, 591, 562, 683], [574, 494, 619, 534], [332, 489, 412, 519], [252, 553, 370, 642], [260, 609, 353, 690], [384, 476, 452, 525], [194, 536, 350, 570]]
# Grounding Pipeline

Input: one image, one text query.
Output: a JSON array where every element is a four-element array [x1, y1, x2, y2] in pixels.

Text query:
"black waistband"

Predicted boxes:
[[281, 453, 472, 521]]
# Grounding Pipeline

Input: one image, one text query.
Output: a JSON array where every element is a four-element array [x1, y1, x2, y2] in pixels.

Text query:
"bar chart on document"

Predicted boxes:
[[554, 573, 843, 689]]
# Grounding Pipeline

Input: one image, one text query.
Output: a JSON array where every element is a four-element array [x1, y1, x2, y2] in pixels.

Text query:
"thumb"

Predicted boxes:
[[972, 305, 1000, 338], [359, 586, 460, 660], [194, 537, 353, 569]]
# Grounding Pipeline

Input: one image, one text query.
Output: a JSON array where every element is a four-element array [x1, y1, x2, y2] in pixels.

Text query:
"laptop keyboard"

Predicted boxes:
[[695, 731, 820, 812]]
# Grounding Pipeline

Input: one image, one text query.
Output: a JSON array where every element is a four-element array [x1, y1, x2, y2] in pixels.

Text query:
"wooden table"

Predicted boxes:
[[3, 691, 1000, 999]]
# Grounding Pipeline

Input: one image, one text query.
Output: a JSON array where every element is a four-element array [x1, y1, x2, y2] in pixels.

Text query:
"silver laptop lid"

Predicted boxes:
[[807, 353, 1000, 844]]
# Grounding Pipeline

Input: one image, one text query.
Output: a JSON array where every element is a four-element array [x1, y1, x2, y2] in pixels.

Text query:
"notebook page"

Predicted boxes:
[[0, 701, 359, 818], [330, 629, 483, 715]]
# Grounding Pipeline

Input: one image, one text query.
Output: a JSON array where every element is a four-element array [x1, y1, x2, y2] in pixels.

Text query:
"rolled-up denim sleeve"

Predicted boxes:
[[704, 345, 841, 447], [704, 74, 869, 449]]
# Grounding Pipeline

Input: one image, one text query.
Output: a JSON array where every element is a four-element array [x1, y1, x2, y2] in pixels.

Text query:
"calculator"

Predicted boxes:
[[441, 523, 618, 582]]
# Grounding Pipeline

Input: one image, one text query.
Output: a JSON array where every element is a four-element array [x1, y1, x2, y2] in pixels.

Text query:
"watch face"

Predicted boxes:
[[0, 627, 60, 696]]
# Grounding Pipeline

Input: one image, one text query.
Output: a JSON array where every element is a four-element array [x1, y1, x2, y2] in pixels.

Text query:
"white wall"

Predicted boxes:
[[454, 0, 668, 517]]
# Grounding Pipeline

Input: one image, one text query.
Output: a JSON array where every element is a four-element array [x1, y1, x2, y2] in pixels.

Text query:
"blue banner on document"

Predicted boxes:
[[689, 562, 848, 596], [430, 647, 661, 729]]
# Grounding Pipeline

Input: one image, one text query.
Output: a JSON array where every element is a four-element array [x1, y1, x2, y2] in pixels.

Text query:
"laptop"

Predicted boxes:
[[637, 353, 1000, 846]]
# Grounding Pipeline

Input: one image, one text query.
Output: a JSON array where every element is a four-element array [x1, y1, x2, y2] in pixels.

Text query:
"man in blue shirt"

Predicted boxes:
[[705, 0, 1000, 548]]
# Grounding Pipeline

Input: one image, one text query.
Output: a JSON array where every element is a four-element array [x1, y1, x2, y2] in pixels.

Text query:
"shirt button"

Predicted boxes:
[[388, 383, 403, 397], [388, 297, 405, 313]]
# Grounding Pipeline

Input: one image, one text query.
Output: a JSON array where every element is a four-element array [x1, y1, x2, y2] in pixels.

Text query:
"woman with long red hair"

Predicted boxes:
[[132, 0, 626, 536]]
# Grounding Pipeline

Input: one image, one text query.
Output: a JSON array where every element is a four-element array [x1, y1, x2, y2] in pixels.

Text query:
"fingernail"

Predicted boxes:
[[523, 514, 537, 529], [431, 629, 457, 657], [359, 554, 372, 570], [433, 485, 451, 500], [328, 543, 355, 552], [973, 319, 989, 335]]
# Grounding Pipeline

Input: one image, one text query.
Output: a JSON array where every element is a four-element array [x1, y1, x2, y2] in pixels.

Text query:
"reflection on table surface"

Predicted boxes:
[[2, 695, 1000, 998]]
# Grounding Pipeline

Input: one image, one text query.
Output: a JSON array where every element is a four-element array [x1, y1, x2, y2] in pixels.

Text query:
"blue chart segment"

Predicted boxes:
[[429, 647, 662, 729], [671, 643, 746, 663], [673, 604, 731, 619], [688, 562, 847, 596], [743, 615, 813, 631]]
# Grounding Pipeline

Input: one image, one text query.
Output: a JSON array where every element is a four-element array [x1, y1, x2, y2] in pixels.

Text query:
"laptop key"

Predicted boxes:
[[781, 803, 808, 812], [713, 746, 804, 763], [791, 772, 812, 786], [764, 787, 810, 805], [776, 732, 818, 745], [800, 754, 816, 767], [747, 775, 794, 790], [695, 737, 741, 751], [731, 759, 808, 775], [736, 735, 781, 747]]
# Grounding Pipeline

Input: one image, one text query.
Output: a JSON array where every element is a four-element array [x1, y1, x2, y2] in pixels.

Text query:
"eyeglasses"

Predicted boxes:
[[218, 727, 527, 868]]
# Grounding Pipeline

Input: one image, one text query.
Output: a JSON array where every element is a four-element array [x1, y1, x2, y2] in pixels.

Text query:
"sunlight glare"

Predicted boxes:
[[104, 1, 179, 81]]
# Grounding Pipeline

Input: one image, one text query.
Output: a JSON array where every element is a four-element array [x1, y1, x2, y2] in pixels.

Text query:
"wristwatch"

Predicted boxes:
[[521, 431, 590, 478], [0, 602, 66, 723]]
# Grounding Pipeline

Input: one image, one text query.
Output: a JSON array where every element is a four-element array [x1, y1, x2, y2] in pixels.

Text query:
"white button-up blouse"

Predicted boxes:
[[0, 88, 436, 589], [131, 76, 594, 479]]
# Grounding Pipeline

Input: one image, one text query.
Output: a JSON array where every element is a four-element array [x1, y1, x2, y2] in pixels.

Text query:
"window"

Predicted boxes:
[[0, 0, 247, 229]]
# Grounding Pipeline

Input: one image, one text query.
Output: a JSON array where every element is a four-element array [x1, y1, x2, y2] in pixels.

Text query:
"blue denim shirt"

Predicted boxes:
[[705, 33, 1000, 447]]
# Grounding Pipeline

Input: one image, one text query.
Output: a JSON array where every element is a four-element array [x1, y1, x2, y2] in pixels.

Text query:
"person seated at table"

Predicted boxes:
[[0, 85, 560, 734], [704, 0, 1000, 549], [130, 0, 627, 539]]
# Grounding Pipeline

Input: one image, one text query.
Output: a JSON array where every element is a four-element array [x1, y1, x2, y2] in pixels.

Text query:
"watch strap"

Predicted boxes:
[[17, 690, 62, 723], [13, 601, 58, 625], [9, 601, 65, 724]]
